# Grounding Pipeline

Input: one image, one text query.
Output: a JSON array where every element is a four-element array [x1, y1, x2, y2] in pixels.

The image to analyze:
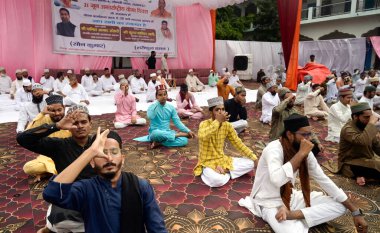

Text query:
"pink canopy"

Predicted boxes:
[[0, 0, 213, 82]]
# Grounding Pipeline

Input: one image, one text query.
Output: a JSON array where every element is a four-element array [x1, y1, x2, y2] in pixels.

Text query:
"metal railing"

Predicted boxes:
[[302, 0, 380, 21], [357, 0, 380, 12]]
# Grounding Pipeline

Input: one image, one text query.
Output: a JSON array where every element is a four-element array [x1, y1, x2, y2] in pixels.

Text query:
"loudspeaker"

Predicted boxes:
[[233, 56, 248, 70]]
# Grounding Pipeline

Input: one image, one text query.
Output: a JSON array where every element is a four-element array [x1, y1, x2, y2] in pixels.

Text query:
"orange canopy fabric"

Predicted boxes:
[[298, 62, 331, 84]]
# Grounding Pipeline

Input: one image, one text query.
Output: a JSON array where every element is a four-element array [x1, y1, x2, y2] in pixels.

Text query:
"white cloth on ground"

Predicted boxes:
[[114, 118, 147, 128]]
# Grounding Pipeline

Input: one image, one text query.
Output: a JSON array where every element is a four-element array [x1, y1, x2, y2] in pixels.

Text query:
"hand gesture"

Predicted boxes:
[[299, 139, 314, 157], [369, 115, 378, 125], [89, 127, 110, 159], [187, 131, 196, 139], [131, 116, 137, 124], [215, 111, 229, 123], [215, 165, 225, 174], [319, 87, 325, 92], [56, 110, 82, 130], [275, 206, 289, 222], [353, 216, 368, 233], [41, 106, 54, 115]]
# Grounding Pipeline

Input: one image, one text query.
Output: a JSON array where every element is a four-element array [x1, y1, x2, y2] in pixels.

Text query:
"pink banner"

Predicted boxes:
[[131, 3, 213, 71], [370, 36, 380, 59], [0, 0, 111, 82]]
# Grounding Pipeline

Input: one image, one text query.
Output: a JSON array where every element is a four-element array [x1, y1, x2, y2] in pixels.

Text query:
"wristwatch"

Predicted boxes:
[[44, 123, 58, 131], [351, 209, 364, 217]]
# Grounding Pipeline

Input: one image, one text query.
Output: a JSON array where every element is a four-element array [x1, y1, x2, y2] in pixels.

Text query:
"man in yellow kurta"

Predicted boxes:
[[194, 96, 257, 187], [23, 95, 70, 182]]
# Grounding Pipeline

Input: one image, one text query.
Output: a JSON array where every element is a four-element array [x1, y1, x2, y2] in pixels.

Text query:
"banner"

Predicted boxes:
[[51, 0, 177, 57]]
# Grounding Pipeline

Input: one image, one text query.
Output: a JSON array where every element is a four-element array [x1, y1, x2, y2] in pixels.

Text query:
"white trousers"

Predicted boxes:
[[261, 190, 346, 233], [114, 118, 147, 128], [201, 157, 254, 188], [231, 119, 248, 134]]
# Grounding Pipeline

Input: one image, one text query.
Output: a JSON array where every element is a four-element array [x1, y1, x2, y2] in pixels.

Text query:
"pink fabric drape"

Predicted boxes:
[[370, 36, 380, 59], [131, 3, 213, 71], [0, 0, 111, 82]]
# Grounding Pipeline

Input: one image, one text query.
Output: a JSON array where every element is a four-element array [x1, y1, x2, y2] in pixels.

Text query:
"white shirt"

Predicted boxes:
[[239, 140, 347, 217], [62, 84, 89, 103], [359, 95, 380, 118], [17, 100, 47, 133], [295, 81, 311, 103], [0, 75, 12, 94], [53, 78, 68, 93], [127, 75, 135, 84], [100, 75, 116, 91], [130, 77, 147, 94], [228, 75, 241, 88], [10, 79, 24, 95], [354, 78, 367, 96], [325, 79, 338, 101], [161, 56, 169, 72], [81, 75, 94, 92], [146, 80, 161, 102], [260, 92, 280, 123], [15, 88, 32, 109], [91, 80, 104, 92], [40, 76, 55, 92], [326, 101, 351, 139]]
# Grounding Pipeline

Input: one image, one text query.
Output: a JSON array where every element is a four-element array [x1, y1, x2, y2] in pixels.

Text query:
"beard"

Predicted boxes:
[[32, 95, 44, 104], [94, 162, 122, 180], [223, 81, 228, 84], [355, 120, 367, 131], [152, 80, 156, 84], [17, 76, 23, 80], [270, 91, 276, 96]]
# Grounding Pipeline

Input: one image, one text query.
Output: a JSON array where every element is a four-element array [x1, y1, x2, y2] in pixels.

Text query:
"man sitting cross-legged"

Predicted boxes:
[[304, 84, 329, 121], [23, 95, 70, 183], [17, 105, 95, 233], [194, 96, 257, 188], [338, 102, 380, 186], [43, 128, 168, 233], [114, 80, 146, 129], [134, 85, 196, 149], [176, 84, 203, 119], [239, 113, 368, 233], [224, 86, 248, 134]]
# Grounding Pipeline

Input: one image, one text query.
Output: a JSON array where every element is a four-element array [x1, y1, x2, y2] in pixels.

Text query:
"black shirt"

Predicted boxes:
[[17, 124, 96, 180], [224, 98, 247, 122], [57, 22, 76, 37], [147, 56, 156, 69]]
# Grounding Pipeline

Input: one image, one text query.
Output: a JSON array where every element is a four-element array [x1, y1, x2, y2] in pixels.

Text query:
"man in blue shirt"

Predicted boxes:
[[135, 84, 196, 149], [43, 128, 168, 233]]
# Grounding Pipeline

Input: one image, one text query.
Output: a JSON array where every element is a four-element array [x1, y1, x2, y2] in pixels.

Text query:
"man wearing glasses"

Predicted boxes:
[[43, 128, 167, 232], [239, 113, 368, 233]]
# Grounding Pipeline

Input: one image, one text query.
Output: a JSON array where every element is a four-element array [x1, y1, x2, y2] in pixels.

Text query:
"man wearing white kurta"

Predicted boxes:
[[62, 75, 89, 106], [228, 69, 243, 88], [354, 73, 367, 99], [15, 79, 33, 111], [10, 70, 24, 99], [100, 68, 116, 92], [325, 88, 353, 143], [146, 73, 161, 102], [260, 83, 280, 124], [359, 85, 380, 118], [17, 84, 47, 133], [304, 84, 329, 120], [186, 69, 205, 92], [295, 76, 312, 105], [0, 67, 12, 94], [40, 69, 55, 92], [324, 75, 338, 104], [130, 75, 147, 94], [88, 74, 104, 96], [239, 114, 368, 233], [81, 68, 93, 92]]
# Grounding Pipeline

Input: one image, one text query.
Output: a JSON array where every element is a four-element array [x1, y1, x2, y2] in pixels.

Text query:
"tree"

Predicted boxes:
[[215, 6, 253, 40], [215, 0, 280, 42]]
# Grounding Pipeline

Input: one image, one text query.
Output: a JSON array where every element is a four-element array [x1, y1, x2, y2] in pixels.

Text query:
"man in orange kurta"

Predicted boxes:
[[217, 74, 235, 101]]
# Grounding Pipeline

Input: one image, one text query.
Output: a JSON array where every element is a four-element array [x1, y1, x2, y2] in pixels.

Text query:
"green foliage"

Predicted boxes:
[[215, 0, 280, 42], [215, 6, 253, 40]]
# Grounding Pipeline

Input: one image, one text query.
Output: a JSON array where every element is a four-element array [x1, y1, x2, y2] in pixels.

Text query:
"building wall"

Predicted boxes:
[[300, 14, 380, 40]]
